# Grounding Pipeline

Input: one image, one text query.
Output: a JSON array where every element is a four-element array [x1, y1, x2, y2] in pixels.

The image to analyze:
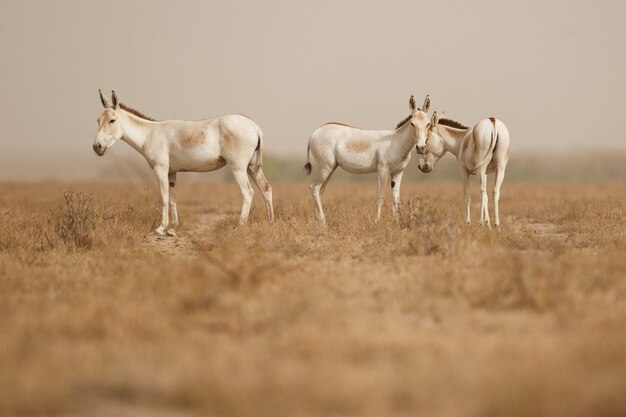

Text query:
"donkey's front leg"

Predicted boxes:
[[153, 165, 170, 236], [376, 166, 390, 222], [460, 169, 471, 224], [168, 172, 178, 236], [390, 171, 404, 219]]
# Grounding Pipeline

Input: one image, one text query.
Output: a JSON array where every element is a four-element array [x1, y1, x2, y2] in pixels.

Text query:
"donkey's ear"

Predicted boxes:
[[421, 95, 431, 113], [111, 90, 119, 109], [430, 111, 438, 130], [409, 95, 416, 112], [99, 89, 110, 108]]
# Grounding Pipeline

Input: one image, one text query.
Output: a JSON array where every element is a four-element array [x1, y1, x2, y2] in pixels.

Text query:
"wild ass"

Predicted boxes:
[[93, 90, 274, 236], [303, 95, 431, 223], [417, 112, 510, 226]]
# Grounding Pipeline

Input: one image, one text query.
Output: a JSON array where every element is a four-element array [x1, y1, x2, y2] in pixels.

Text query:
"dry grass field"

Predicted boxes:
[[1, 180, 625, 417]]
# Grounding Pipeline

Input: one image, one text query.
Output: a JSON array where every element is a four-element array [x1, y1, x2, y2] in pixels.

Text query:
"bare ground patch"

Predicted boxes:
[[144, 210, 230, 257]]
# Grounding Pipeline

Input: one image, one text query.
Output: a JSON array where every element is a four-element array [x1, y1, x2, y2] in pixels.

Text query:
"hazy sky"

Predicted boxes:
[[1, 0, 625, 180]]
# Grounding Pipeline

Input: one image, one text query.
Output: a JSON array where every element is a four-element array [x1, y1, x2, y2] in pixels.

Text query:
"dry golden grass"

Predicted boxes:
[[1, 180, 625, 417]]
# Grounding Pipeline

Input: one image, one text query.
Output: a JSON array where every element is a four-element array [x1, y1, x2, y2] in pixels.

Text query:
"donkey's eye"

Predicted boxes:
[[426, 123, 431, 129], [109, 119, 116, 124]]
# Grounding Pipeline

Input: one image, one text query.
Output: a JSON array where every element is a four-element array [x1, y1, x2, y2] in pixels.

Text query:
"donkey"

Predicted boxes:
[[303, 95, 431, 223], [93, 90, 274, 236], [417, 112, 510, 226]]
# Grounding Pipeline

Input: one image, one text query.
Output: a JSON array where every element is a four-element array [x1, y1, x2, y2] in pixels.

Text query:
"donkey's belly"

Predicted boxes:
[[169, 149, 227, 172], [335, 150, 378, 174], [337, 157, 377, 174]]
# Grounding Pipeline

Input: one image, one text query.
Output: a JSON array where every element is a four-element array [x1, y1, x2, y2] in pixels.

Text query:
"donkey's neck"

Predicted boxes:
[[119, 110, 155, 153], [389, 123, 417, 158], [438, 126, 468, 156]]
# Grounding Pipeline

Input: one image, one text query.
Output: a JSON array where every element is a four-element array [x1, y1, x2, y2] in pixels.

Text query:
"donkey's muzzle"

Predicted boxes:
[[93, 142, 105, 156], [419, 165, 432, 173]]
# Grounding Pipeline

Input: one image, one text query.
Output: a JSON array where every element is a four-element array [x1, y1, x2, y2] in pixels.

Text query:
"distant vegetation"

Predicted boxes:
[[261, 150, 626, 182]]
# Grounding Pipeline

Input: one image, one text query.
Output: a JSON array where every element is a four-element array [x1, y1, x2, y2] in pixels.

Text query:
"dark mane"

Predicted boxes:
[[438, 118, 468, 130], [119, 103, 157, 121], [395, 114, 412, 129]]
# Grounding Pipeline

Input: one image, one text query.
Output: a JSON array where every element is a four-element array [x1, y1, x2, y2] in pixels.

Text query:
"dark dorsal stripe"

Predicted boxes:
[[324, 121, 360, 129], [119, 103, 157, 121], [438, 118, 468, 130]]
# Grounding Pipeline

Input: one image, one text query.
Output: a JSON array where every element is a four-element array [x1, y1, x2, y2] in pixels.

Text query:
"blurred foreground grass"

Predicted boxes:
[[0, 181, 625, 417]]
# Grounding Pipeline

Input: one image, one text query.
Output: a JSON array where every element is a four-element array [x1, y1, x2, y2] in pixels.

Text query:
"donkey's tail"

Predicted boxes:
[[470, 118, 499, 174], [255, 128, 264, 168], [303, 140, 312, 175]]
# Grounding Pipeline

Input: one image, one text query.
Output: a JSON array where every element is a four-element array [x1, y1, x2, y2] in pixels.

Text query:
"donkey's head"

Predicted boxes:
[[93, 90, 123, 156], [406, 94, 431, 153], [418, 111, 445, 173]]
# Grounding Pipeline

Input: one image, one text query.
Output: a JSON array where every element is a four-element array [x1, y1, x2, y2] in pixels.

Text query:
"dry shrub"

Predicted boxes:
[[54, 190, 96, 249], [0, 185, 154, 255]]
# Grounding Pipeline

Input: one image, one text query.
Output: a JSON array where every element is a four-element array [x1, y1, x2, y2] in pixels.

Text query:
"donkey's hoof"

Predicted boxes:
[[166, 229, 176, 237], [154, 227, 166, 237]]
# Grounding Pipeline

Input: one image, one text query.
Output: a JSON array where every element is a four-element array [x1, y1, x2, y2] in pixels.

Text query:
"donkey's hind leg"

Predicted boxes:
[[247, 165, 275, 222], [320, 164, 337, 196], [310, 164, 337, 224], [479, 169, 491, 227], [493, 166, 506, 227], [231, 167, 254, 224]]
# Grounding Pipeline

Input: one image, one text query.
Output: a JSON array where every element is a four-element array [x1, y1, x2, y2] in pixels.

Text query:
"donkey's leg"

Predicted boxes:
[[493, 166, 506, 227], [390, 171, 404, 218], [168, 173, 178, 235], [320, 165, 338, 196], [376, 166, 390, 222], [460, 169, 471, 224], [232, 167, 254, 224], [247, 166, 274, 222], [167, 187, 178, 236], [154, 165, 170, 236], [479, 170, 491, 227], [310, 164, 336, 224]]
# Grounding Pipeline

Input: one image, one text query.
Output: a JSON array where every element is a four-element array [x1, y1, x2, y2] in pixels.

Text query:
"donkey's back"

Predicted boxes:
[[167, 114, 262, 173], [308, 123, 393, 174]]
